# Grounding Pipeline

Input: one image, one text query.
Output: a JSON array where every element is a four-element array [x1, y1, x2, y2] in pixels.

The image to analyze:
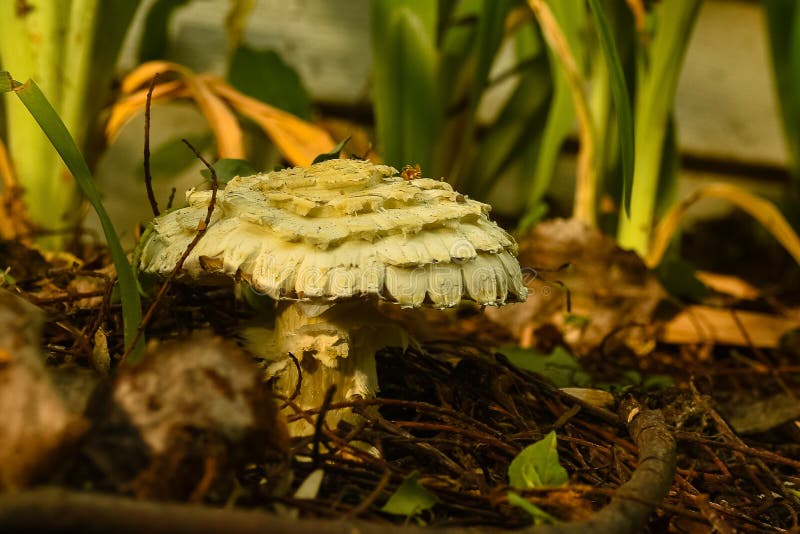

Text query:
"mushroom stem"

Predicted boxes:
[[272, 300, 406, 436]]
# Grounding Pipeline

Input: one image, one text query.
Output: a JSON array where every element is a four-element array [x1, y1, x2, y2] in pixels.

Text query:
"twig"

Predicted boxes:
[[166, 187, 177, 211], [120, 140, 218, 363], [144, 74, 161, 217], [389, 421, 518, 456], [346, 470, 392, 519], [674, 432, 800, 471], [0, 401, 677, 534], [312, 385, 337, 468], [567, 398, 677, 533]]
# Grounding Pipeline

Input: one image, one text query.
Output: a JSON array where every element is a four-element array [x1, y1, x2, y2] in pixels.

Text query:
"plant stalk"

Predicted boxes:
[[528, 0, 597, 226], [616, 0, 702, 256], [0, 2, 71, 246]]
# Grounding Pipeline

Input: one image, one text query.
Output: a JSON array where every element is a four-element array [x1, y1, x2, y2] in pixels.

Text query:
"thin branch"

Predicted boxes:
[[312, 385, 337, 468], [121, 139, 219, 363], [144, 73, 161, 217], [0, 401, 677, 534], [166, 187, 177, 211]]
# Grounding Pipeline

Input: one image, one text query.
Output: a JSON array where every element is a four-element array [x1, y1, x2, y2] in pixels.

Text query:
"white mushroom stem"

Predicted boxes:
[[271, 300, 407, 436]]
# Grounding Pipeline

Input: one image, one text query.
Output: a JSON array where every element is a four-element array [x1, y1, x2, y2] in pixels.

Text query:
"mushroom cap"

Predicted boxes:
[[139, 159, 527, 308]]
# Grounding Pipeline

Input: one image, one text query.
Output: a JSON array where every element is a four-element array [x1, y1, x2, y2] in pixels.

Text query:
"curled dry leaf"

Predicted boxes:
[[647, 183, 800, 269], [207, 77, 335, 166], [658, 305, 799, 348], [106, 80, 187, 141], [486, 218, 666, 356], [108, 61, 335, 167], [119, 60, 175, 94], [73, 332, 289, 500], [0, 289, 88, 491], [112, 61, 244, 159], [0, 138, 31, 241]]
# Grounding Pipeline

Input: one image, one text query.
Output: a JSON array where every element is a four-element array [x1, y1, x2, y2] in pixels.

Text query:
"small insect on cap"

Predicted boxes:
[[139, 159, 527, 308]]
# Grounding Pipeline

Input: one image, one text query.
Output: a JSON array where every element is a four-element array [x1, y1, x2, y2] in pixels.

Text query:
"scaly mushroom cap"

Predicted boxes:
[[140, 159, 527, 308]]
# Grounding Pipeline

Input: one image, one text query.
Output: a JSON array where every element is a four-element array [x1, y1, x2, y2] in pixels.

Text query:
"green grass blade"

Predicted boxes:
[[448, 0, 513, 185], [617, 0, 702, 255], [438, 0, 479, 105], [586, 0, 634, 215], [372, 4, 440, 171], [2, 75, 145, 362], [467, 52, 553, 199], [470, 0, 512, 111], [763, 0, 800, 188], [523, 1, 583, 218], [228, 46, 312, 120], [138, 0, 191, 62]]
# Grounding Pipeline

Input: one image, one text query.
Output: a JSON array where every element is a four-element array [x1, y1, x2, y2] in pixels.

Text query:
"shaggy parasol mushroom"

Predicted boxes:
[[139, 159, 526, 434]]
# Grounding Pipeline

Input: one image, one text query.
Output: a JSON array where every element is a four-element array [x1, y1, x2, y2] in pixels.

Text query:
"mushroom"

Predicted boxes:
[[139, 159, 527, 434]]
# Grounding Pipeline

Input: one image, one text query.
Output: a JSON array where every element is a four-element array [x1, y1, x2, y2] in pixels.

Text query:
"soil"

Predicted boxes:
[[0, 217, 798, 533]]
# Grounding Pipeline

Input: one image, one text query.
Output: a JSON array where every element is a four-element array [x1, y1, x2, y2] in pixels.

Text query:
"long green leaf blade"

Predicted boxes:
[[468, 0, 513, 119], [617, 0, 701, 255], [2, 75, 145, 362], [138, 0, 190, 62], [372, 5, 440, 170], [587, 0, 634, 215], [228, 46, 312, 120], [763, 0, 800, 188]]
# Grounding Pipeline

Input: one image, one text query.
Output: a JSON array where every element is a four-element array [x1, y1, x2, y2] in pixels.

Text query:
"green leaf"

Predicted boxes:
[[438, 0, 480, 110], [617, 0, 702, 255], [373, 0, 438, 48], [0, 2, 138, 245], [227, 46, 312, 120], [3, 76, 144, 362], [466, 28, 553, 199], [312, 136, 351, 164], [508, 431, 568, 489], [67, 0, 141, 150], [200, 158, 256, 184], [225, 0, 256, 51], [1, 268, 16, 287], [0, 72, 15, 92], [655, 254, 709, 302], [470, 0, 513, 114], [523, 3, 584, 215], [641, 374, 674, 390], [372, 3, 440, 171], [586, 0, 634, 215], [595, 370, 674, 392], [564, 313, 589, 328], [507, 491, 560, 525], [138, 0, 190, 62], [517, 202, 549, 233], [143, 132, 215, 182], [763, 0, 800, 187], [501, 345, 591, 388], [381, 471, 439, 517]]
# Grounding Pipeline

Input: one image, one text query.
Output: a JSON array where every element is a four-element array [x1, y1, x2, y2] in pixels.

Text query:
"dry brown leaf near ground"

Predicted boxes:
[[71, 333, 289, 500], [485, 218, 667, 356], [0, 290, 89, 491]]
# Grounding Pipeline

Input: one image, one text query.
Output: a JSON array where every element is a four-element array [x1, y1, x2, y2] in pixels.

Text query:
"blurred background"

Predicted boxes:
[[100, 0, 791, 248], [3, 0, 799, 291]]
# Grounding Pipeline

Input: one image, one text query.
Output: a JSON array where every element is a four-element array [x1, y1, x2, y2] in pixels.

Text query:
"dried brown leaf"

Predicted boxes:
[[206, 76, 335, 166], [110, 62, 245, 159]]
